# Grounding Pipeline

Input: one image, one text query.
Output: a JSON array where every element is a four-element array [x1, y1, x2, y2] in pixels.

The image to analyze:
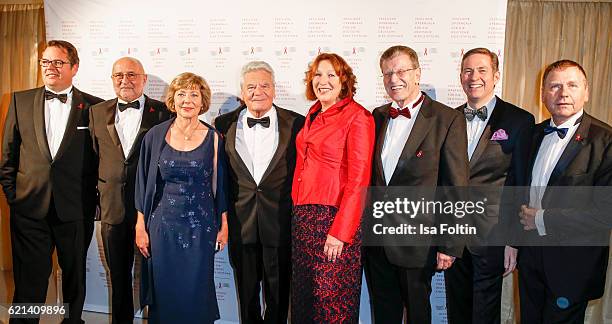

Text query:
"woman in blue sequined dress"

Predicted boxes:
[[135, 72, 228, 323]]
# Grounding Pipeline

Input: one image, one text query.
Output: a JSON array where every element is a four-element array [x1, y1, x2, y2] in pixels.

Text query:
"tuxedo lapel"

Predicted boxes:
[[126, 96, 157, 161], [260, 106, 289, 183], [527, 123, 548, 185], [374, 104, 391, 185], [226, 108, 255, 183], [469, 100, 504, 168], [53, 88, 83, 162], [104, 99, 122, 152], [547, 115, 591, 186], [33, 87, 52, 162], [388, 100, 433, 185]]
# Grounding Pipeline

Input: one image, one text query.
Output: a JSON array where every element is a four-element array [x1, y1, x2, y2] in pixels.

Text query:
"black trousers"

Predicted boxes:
[[9, 206, 86, 324], [101, 220, 135, 324], [518, 247, 588, 324], [363, 246, 435, 324], [229, 242, 291, 324], [444, 246, 505, 324]]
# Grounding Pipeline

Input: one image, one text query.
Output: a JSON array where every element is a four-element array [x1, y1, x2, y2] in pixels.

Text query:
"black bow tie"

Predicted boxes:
[[543, 126, 569, 139], [247, 116, 270, 128], [464, 106, 488, 121], [44, 90, 68, 103], [118, 101, 140, 112]]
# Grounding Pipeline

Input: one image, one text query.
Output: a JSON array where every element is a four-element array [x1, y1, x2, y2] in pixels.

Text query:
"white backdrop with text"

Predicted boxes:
[[45, 0, 508, 322]]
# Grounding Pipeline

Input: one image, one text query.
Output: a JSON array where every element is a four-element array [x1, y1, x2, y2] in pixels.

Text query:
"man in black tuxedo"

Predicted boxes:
[[214, 61, 304, 324], [444, 48, 534, 324], [0, 40, 103, 324], [89, 57, 169, 324], [363, 45, 469, 323], [518, 59, 612, 322]]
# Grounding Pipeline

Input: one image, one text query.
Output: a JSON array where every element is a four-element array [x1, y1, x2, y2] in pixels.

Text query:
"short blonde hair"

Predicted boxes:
[[165, 72, 212, 114]]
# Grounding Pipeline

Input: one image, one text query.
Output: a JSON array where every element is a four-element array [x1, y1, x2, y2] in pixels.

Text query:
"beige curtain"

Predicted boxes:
[[0, 2, 45, 269], [502, 0, 612, 123], [502, 1, 612, 323]]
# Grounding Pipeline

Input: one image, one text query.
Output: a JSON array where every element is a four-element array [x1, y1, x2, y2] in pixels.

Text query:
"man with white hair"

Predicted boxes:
[[215, 61, 304, 323]]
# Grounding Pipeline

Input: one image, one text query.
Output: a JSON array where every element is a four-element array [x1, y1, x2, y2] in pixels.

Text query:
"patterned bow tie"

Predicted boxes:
[[388, 107, 411, 119], [118, 101, 140, 112], [543, 126, 569, 139], [464, 106, 488, 121], [44, 90, 68, 103], [247, 116, 270, 128]]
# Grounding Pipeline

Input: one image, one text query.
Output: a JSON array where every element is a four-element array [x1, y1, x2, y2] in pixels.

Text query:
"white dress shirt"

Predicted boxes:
[[44, 86, 73, 159], [115, 95, 145, 158], [381, 95, 424, 184], [238, 107, 278, 184], [530, 109, 583, 235], [465, 96, 497, 160]]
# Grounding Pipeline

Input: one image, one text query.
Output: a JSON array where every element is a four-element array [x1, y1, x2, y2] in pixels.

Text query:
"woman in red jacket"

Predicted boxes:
[[291, 53, 375, 323]]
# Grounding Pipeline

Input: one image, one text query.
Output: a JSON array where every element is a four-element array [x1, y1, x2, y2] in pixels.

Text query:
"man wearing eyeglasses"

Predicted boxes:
[[0, 40, 103, 324], [364, 45, 469, 323], [89, 57, 169, 324]]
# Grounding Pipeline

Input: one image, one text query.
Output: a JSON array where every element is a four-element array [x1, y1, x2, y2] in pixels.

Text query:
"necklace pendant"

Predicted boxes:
[[184, 136, 189, 141]]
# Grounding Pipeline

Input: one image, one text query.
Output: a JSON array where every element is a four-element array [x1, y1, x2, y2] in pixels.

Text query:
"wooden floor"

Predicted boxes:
[[0, 270, 146, 324]]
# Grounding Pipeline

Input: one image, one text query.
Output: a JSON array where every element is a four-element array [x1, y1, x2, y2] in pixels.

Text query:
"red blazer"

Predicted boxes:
[[292, 97, 375, 243]]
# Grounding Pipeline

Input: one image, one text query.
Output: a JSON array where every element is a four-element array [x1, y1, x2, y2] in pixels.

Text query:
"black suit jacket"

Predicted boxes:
[[89, 95, 170, 225], [214, 105, 304, 247], [522, 112, 612, 302], [456, 97, 534, 247], [0, 86, 103, 221], [372, 93, 469, 268]]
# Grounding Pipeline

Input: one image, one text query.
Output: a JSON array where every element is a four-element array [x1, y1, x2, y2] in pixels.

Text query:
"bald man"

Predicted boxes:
[[89, 57, 170, 324]]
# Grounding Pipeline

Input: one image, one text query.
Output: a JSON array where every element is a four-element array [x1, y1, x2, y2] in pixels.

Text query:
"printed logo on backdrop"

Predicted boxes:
[[210, 47, 231, 69], [149, 47, 168, 70], [179, 47, 198, 69]]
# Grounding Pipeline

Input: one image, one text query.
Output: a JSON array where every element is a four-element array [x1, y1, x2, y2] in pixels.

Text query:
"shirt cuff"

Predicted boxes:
[[535, 209, 547, 236]]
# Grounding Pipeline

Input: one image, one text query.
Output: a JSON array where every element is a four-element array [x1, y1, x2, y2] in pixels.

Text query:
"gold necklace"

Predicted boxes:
[[173, 122, 198, 141]]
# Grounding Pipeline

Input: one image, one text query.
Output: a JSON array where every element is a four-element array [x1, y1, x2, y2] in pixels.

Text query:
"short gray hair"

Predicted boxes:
[[240, 61, 275, 88]]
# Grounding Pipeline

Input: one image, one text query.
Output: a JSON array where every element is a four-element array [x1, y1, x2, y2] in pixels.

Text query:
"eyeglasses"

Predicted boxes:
[[39, 59, 71, 68], [382, 67, 419, 80], [111, 72, 145, 81]]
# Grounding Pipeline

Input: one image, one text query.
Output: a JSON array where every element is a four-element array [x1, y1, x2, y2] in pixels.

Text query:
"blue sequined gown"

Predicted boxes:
[[147, 131, 219, 323]]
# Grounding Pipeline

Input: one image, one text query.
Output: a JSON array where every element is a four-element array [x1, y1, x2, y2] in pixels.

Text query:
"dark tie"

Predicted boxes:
[[44, 90, 68, 103], [247, 116, 270, 128], [389, 107, 411, 119], [464, 106, 487, 121], [118, 101, 140, 112], [388, 93, 424, 119], [543, 125, 569, 139]]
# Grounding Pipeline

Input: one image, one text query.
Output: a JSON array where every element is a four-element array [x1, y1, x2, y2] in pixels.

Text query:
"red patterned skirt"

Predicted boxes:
[[291, 204, 362, 324]]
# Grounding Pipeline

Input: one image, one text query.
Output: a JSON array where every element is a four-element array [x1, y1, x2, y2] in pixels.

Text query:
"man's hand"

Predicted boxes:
[[503, 246, 517, 276], [519, 205, 538, 231], [436, 252, 455, 270]]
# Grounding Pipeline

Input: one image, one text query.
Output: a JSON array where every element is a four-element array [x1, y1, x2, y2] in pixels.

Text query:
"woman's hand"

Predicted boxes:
[[135, 212, 150, 258], [135, 224, 150, 258], [324, 234, 344, 262], [216, 212, 229, 251]]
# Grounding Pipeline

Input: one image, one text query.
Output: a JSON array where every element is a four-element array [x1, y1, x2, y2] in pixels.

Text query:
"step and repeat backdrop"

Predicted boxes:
[[44, 0, 508, 322]]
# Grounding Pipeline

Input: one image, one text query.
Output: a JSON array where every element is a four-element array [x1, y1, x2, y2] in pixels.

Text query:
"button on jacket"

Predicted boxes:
[[292, 97, 375, 243]]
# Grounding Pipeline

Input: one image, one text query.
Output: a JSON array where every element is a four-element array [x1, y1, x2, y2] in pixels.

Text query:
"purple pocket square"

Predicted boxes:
[[491, 129, 508, 140]]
